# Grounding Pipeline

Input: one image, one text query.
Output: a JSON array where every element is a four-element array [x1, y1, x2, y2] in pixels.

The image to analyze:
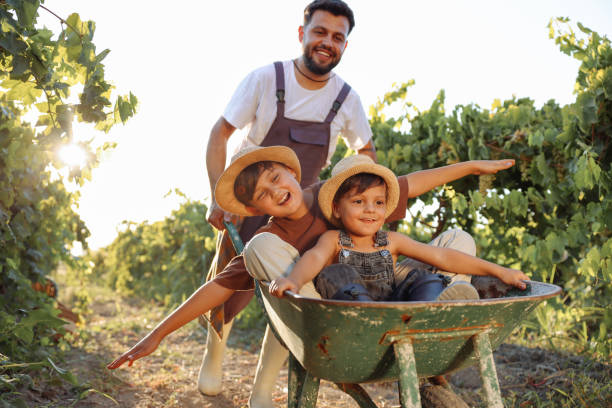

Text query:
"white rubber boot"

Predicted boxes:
[[248, 324, 289, 408], [197, 319, 233, 395]]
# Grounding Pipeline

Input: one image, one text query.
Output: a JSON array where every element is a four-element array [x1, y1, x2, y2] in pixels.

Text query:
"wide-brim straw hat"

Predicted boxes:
[[318, 155, 399, 227], [215, 145, 301, 216]]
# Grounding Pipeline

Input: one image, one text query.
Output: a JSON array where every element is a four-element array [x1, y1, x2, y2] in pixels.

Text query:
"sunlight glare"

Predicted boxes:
[[58, 144, 87, 168]]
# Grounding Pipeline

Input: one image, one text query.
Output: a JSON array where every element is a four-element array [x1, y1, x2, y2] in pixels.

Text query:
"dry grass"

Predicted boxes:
[[43, 285, 400, 407], [16, 282, 610, 407]]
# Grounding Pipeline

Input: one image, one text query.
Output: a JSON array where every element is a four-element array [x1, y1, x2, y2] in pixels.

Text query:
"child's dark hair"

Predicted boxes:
[[234, 161, 288, 206], [304, 0, 355, 34], [333, 173, 386, 203]]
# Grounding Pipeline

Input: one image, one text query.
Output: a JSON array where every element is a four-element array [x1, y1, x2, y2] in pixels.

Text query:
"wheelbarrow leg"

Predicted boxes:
[[473, 332, 503, 408], [288, 353, 320, 408], [393, 340, 422, 408], [335, 383, 377, 408]]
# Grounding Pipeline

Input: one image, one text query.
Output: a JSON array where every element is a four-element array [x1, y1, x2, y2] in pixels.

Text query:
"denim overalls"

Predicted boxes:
[[316, 230, 395, 301]]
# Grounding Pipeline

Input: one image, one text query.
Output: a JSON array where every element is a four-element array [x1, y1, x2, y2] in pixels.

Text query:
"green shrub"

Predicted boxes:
[[91, 191, 217, 310], [368, 18, 610, 361], [1, 2, 136, 403]]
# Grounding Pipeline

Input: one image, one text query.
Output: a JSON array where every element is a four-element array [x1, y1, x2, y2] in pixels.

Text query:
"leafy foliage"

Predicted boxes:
[[0, 1, 136, 403], [368, 18, 610, 360], [90, 191, 217, 309]]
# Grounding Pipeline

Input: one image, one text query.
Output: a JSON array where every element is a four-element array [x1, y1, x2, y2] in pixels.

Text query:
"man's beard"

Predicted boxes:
[[302, 45, 340, 75]]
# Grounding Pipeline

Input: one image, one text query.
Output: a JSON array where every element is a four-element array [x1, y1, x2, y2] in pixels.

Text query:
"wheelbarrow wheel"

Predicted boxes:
[[419, 384, 469, 408]]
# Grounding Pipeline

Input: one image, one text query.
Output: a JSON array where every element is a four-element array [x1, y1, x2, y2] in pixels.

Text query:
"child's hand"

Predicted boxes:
[[269, 277, 298, 297], [499, 268, 529, 290], [472, 159, 515, 175], [107, 331, 162, 369]]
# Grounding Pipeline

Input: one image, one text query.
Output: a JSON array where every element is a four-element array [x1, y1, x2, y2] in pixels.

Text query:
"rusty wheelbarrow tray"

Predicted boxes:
[[254, 279, 561, 408]]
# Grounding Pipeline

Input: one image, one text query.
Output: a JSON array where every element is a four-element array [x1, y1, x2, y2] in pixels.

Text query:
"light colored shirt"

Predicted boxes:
[[223, 60, 372, 165]]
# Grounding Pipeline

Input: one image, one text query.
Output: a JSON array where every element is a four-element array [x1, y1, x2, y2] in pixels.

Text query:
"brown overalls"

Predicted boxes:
[[205, 61, 353, 336]]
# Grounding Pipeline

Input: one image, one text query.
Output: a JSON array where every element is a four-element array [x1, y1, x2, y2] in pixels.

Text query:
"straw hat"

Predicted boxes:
[[214, 145, 301, 216], [318, 155, 399, 227]]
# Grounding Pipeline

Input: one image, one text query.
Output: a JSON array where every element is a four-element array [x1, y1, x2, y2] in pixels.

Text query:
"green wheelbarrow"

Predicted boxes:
[[222, 222, 561, 407], [254, 279, 561, 408]]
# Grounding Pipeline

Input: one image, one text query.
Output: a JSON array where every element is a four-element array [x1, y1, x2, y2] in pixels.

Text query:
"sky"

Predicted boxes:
[[36, 1, 612, 250]]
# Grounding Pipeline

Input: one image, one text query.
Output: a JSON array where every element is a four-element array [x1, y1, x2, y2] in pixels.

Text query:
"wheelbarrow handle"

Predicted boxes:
[[223, 221, 245, 254]]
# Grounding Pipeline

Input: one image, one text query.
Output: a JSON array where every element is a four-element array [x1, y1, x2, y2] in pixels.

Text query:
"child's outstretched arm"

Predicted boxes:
[[391, 232, 529, 289], [403, 159, 515, 198], [269, 231, 337, 297], [107, 281, 234, 369]]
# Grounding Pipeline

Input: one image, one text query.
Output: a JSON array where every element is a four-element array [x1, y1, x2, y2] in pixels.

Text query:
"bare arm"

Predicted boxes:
[[269, 231, 338, 297], [390, 232, 528, 289], [107, 280, 234, 369], [205, 116, 237, 230], [402, 159, 515, 198], [357, 139, 377, 162]]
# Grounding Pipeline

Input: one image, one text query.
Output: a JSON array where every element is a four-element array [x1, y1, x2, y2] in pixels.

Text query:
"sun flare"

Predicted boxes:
[[58, 144, 87, 168]]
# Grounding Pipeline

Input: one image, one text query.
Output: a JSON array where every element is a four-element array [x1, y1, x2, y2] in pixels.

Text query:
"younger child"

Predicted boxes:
[[269, 155, 528, 300]]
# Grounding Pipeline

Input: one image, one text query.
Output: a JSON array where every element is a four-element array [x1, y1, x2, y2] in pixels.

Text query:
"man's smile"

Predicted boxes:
[[314, 46, 333, 59]]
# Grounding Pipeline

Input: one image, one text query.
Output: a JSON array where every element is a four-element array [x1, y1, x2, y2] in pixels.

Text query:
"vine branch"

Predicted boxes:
[[39, 4, 82, 39]]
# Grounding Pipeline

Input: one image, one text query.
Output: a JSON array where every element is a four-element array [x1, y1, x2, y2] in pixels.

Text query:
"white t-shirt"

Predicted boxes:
[[223, 60, 372, 165]]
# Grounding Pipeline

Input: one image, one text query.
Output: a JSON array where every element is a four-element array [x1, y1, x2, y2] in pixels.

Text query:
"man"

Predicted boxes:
[[200, 1, 375, 407]]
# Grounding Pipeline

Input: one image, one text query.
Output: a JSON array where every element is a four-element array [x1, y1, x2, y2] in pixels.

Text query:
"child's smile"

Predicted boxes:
[[248, 164, 308, 219], [332, 184, 387, 243]]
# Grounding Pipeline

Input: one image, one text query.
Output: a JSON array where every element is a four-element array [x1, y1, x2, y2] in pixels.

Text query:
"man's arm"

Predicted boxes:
[[206, 116, 237, 230], [357, 139, 377, 162], [402, 159, 515, 198]]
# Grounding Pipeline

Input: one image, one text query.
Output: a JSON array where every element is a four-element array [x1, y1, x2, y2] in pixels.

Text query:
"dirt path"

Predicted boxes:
[[26, 288, 611, 407], [54, 294, 400, 408]]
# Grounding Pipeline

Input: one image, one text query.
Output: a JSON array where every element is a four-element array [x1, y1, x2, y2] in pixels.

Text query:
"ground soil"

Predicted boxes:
[[17, 291, 611, 408]]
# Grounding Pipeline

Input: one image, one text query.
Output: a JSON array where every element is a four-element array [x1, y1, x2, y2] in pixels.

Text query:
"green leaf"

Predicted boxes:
[[96, 49, 111, 63], [20, 308, 66, 329], [65, 13, 84, 36], [5, 81, 43, 105], [13, 325, 33, 344], [47, 358, 79, 386], [601, 67, 612, 98], [451, 193, 467, 213], [469, 190, 485, 208], [574, 154, 601, 190], [575, 92, 598, 132], [9, 55, 29, 78], [6, 258, 18, 270], [7, 0, 40, 27], [576, 22, 593, 35], [527, 130, 544, 147], [0, 32, 27, 54], [67, 44, 83, 61]]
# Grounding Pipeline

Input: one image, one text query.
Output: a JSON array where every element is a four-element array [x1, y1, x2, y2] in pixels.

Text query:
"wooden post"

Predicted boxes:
[[394, 339, 422, 408], [288, 353, 320, 408], [473, 332, 503, 408]]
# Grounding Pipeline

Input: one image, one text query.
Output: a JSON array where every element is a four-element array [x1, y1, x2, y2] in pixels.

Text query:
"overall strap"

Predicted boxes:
[[324, 82, 352, 123], [338, 230, 354, 248], [373, 230, 389, 248], [273, 61, 285, 116]]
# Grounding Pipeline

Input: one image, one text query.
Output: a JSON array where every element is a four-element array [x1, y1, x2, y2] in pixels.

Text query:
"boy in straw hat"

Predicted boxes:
[[108, 145, 519, 405], [268, 154, 528, 302]]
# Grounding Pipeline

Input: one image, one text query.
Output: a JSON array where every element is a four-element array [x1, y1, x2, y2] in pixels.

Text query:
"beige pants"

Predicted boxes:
[[244, 228, 476, 291], [395, 228, 476, 284], [243, 232, 321, 299], [242, 232, 320, 408]]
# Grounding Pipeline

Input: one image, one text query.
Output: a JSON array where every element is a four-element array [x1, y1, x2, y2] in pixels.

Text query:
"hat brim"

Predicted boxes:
[[214, 146, 301, 216], [319, 163, 399, 227]]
